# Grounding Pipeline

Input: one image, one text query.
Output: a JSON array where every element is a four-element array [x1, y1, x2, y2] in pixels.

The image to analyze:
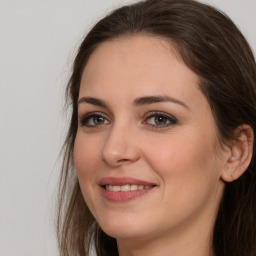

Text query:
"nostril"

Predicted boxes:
[[117, 158, 129, 163]]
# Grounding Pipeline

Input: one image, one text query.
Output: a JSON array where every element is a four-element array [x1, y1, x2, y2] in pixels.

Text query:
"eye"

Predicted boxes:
[[80, 113, 110, 127], [143, 112, 177, 128]]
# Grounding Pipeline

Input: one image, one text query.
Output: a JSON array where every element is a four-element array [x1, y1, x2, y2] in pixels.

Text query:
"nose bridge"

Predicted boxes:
[[102, 117, 139, 166]]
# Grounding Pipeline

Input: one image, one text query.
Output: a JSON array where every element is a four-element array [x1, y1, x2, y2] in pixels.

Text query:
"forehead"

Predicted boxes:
[[79, 35, 205, 111], [82, 35, 181, 78]]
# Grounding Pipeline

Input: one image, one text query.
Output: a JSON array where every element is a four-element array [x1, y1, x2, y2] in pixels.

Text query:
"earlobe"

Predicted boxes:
[[221, 125, 254, 183]]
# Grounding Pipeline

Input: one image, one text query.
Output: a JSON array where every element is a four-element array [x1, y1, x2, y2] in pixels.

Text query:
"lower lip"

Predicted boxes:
[[101, 187, 153, 202]]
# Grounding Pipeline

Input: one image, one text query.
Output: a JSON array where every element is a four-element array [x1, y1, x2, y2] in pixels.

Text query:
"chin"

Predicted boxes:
[[103, 228, 150, 241], [97, 214, 157, 241]]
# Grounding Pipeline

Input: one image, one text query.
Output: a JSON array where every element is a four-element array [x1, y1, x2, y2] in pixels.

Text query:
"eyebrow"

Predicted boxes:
[[78, 95, 190, 110], [78, 97, 108, 108], [133, 96, 190, 110]]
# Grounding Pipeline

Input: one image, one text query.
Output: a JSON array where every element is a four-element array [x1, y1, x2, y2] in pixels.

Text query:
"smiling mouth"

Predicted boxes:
[[104, 184, 153, 192], [100, 177, 156, 201]]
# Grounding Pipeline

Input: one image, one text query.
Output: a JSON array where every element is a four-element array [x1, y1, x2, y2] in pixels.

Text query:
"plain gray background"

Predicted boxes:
[[1, 0, 256, 255]]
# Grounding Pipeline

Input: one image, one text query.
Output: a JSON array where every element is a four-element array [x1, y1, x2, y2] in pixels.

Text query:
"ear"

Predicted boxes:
[[221, 124, 254, 182]]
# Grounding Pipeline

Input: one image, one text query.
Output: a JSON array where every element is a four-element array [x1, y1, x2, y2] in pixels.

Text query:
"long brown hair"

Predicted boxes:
[[57, 0, 256, 255]]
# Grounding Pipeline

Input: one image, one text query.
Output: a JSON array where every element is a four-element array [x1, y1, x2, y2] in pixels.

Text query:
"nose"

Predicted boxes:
[[101, 123, 140, 167]]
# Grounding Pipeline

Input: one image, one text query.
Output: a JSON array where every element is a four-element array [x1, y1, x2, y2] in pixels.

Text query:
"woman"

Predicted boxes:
[[57, 0, 256, 255]]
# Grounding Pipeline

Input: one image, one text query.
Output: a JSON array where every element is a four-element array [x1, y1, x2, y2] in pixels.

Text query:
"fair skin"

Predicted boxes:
[[74, 35, 253, 256]]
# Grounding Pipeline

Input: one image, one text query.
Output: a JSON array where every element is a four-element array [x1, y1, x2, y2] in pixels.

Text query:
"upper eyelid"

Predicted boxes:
[[144, 111, 177, 120], [77, 103, 114, 119], [79, 111, 110, 119]]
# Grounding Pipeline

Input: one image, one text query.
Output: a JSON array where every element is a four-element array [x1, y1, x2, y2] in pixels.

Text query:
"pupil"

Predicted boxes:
[[94, 116, 104, 124], [155, 116, 166, 124]]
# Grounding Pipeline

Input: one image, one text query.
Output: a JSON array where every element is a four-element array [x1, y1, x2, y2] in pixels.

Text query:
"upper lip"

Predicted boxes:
[[99, 177, 156, 186]]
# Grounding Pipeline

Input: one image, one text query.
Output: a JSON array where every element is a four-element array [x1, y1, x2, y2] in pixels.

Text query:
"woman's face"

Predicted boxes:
[[74, 35, 227, 243]]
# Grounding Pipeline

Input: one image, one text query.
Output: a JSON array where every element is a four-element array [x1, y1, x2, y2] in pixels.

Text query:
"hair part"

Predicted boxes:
[[57, 0, 256, 255]]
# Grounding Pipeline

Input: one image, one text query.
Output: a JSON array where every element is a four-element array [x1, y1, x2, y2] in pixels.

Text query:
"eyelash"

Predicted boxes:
[[79, 112, 110, 127], [143, 112, 177, 128], [79, 112, 177, 129]]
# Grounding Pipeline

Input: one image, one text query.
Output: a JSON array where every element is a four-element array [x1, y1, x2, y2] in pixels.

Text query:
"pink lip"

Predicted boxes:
[[99, 177, 156, 202]]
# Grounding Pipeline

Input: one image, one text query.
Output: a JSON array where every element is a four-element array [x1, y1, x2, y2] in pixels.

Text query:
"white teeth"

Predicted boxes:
[[130, 185, 138, 191], [121, 184, 130, 191], [111, 185, 121, 192], [105, 184, 152, 192]]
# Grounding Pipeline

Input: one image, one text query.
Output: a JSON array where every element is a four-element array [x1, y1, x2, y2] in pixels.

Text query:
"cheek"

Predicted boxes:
[[141, 131, 223, 224], [143, 128, 221, 194], [73, 133, 104, 214], [73, 133, 102, 181]]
